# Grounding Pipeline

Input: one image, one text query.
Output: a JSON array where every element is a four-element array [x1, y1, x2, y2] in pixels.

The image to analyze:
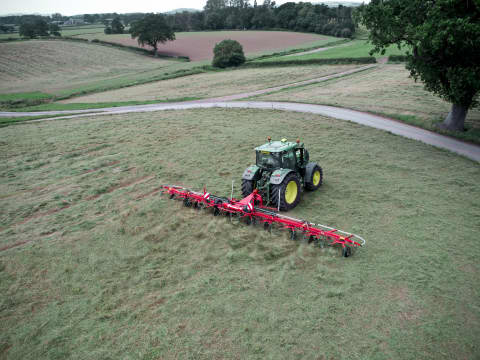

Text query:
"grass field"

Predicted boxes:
[[1, 109, 479, 359], [254, 64, 480, 143], [0, 40, 195, 102], [258, 40, 408, 61], [60, 26, 105, 37], [0, 25, 105, 40], [60, 65, 363, 104], [74, 31, 339, 61]]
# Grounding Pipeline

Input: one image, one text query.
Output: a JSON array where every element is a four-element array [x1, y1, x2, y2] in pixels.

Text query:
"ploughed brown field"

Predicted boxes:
[[81, 31, 329, 61]]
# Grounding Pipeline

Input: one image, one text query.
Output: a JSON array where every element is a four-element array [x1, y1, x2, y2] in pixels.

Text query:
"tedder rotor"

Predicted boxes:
[[161, 185, 365, 257]]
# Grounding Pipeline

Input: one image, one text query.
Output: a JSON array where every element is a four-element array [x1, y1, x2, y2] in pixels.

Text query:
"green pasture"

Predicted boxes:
[[0, 109, 478, 359], [60, 26, 105, 37], [257, 40, 408, 61]]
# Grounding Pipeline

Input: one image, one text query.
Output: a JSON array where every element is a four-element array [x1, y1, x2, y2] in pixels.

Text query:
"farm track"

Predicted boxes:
[[1, 64, 479, 162]]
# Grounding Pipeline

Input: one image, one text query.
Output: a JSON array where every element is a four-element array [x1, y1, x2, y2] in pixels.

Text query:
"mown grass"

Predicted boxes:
[[253, 64, 480, 144], [0, 109, 479, 359], [257, 40, 408, 62], [0, 40, 197, 106], [59, 65, 362, 104]]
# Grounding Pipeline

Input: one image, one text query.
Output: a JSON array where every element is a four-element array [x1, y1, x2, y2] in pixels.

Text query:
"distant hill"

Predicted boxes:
[[314, 1, 362, 6], [164, 8, 200, 14]]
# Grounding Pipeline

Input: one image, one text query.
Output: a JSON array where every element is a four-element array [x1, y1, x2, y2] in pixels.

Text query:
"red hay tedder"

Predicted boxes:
[[162, 185, 365, 257]]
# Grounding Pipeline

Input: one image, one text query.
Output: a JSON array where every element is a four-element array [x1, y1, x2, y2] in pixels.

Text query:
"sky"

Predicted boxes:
[[1, 0, 365, 16]]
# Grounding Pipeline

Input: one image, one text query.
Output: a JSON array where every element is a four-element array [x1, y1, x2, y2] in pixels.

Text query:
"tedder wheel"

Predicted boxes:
[[241, 179, 254, 198], [271, 172, 301, 211], [305, 165, 323, 191], [342, 246, 352, 258]]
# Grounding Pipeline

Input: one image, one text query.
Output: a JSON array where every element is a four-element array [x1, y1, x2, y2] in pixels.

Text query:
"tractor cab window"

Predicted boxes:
[[282, 151, 296, 169], [256, 151, 282, 169], [295, 149, 303, 165], [295, 148, 309, 166]]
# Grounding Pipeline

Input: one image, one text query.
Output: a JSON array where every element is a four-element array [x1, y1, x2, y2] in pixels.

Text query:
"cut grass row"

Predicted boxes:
[[0, 40, 206, 109], [0, 37, 349, 109], [59, 65, 363, 105], [0, 109, 479, 359]]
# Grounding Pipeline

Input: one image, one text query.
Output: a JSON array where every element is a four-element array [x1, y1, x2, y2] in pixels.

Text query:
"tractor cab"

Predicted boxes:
[[255, 138, 308, 171]]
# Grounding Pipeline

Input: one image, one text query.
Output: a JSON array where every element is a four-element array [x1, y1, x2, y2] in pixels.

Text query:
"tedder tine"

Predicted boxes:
[[161, 185, 365, 257]]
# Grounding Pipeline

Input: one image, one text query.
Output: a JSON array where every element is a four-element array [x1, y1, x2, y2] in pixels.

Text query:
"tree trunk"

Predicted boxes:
[[153, 46, 158, 58], [440, 103, 468, 131]]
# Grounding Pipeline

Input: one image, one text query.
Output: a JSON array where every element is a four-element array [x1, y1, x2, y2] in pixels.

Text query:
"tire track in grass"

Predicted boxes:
[[0, 175, 155, 250], [85, 175, 155, 200], [0, 160, 121, 200]]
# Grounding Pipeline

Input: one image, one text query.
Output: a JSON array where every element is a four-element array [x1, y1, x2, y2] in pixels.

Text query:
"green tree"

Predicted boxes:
[[130, 13, 175, 57], [359, 0, 480, 131], [212, 39, 246, 68], [111, 17, 124, 34], [19, 19, 48, 38], [49, 23, 61, 36]]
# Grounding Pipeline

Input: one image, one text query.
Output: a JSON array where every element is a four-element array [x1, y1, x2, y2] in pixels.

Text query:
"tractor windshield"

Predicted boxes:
[[256, 151, 282, 169]]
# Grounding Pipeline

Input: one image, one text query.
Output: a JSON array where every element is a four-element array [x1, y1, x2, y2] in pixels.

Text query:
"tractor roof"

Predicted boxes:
[[255, 140, 298, 153]]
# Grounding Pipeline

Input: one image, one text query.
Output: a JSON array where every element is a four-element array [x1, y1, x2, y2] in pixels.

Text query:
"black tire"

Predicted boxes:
[[271, 172, 301, 211], [305, 165, 323, 191], [342, 246, 352, 258], [241, 179, 254, 198]]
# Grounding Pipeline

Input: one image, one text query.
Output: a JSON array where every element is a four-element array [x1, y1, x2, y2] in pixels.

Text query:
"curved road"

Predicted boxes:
[[2, 100, 477, 162], [1, 64, 479, 162]]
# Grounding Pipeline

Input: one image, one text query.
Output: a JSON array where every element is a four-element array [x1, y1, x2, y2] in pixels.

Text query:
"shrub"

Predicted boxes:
[[212, 39, 246, 68], [388, 55, 408, 63]]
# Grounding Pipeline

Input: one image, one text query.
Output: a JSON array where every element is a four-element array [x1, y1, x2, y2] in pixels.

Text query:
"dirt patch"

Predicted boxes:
[[100, 31, 325, 61]]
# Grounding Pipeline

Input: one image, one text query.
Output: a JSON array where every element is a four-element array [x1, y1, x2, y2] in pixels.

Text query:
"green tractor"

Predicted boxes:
[[241, 138, 323, 211]]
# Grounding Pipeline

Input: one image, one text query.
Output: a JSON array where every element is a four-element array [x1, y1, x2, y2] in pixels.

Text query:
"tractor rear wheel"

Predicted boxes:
[[271, 173, 301, 211], [305, 165, 323, 191], [241, 179, 254, 198]]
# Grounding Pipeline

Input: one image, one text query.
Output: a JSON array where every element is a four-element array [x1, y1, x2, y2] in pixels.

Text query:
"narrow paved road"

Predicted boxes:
[[10, 101, 478, 162], [1, 65, 479, 162]]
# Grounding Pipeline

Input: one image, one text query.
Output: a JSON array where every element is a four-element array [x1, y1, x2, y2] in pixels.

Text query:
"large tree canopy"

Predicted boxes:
[[130, 13, 175, 57], [359, 0, 480, 131]]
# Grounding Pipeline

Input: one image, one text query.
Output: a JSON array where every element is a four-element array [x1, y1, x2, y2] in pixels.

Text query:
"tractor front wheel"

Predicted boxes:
[[271, 173, 301, 211], [241, 179, 254, 198]]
